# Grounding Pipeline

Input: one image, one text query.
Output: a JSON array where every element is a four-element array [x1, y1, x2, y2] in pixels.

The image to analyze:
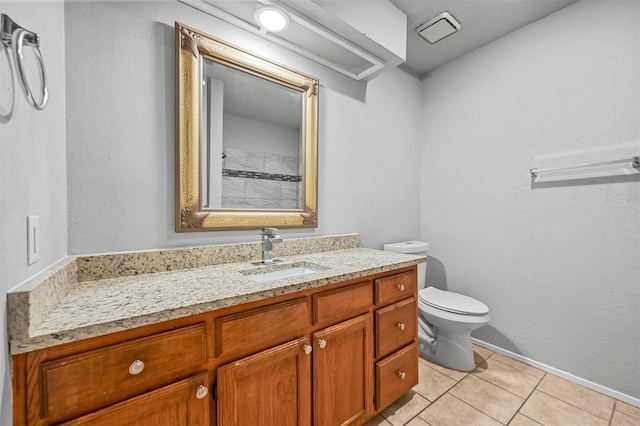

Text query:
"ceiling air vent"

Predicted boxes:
[[416, 12, 461, 44]]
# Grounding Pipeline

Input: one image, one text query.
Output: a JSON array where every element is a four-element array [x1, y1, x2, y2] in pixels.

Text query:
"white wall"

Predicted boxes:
[[0, 1, 67, 423], [64, 1, 422, 251], [224, 114, 300, 157], [420, 0, 639, 399]]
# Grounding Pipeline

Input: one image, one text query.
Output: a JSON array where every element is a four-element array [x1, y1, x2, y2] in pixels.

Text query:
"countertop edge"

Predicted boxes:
[[10, 252, 425, 355]]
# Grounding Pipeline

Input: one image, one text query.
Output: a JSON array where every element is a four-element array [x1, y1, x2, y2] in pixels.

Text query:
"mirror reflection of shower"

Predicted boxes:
[[201, 58, 303, 210]]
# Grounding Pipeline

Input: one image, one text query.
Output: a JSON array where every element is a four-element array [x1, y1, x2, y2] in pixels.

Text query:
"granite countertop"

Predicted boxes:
[[8, 234, 425, 355]]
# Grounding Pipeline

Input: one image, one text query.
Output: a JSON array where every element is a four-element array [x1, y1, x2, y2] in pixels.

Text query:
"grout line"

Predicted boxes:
[[472, 338, 640, 407], [470, 357, 544, 400], [446, 392, 508, 425], [514, 412, 545, 426], [608, 400, 616, 426], [470, 371, 534, 401], [532, 387, 612, 423], [511, 373, 547, 425], [487, 351, 546, 380]]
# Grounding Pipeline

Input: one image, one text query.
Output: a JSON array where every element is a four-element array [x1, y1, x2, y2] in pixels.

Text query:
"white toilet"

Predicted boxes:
[[383, 241, 490, 371]]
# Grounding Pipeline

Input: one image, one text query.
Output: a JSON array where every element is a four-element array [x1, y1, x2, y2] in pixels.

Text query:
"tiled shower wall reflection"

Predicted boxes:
[[222, 147, 302, 209]]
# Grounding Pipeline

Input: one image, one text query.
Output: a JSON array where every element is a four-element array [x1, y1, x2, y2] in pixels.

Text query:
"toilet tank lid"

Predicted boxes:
[[383, 241, 429, 254]]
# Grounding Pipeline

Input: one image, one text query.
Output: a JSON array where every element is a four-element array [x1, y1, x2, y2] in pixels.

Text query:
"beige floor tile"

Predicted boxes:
[[611, 409, 640, 426], [418, 356, 468, 382], [520, 390, 608, 426], [536, 374, 614, 420], [418, 393, 502, 426], [508, 413, 543, 425], [472, 358, 541, 399], [617, 401, 640, 420], [404, 416, 431, 426], [489, 353, 545, 379], [450, 374, 525, 424], [473, 344, 494, 366], [412, 363, 458, 402], [363, 414, 393, 426], [380, 390, 430, 426]]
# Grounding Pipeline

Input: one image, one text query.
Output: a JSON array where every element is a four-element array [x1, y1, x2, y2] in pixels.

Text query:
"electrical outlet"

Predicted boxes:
[[27, 215, 40, 265]]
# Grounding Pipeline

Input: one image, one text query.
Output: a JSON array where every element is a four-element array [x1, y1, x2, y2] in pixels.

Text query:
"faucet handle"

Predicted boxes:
[[261, 228, 279, 236]]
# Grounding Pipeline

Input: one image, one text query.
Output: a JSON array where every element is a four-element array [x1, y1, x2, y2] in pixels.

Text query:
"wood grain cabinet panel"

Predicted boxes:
[[375, 297, 417, 358], [59, 372, 209, 426], [375, 271, 417, 306], [217, 336, 312, 426], [39, 324, 207, 422], [375, 343, 418, 410], [215, 298, 309, 360], [313, 314, 373, 426], [313, 281, 372, 326]]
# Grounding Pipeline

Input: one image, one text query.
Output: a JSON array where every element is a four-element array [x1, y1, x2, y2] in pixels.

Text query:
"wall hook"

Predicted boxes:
[[0, 13, 48, 117]]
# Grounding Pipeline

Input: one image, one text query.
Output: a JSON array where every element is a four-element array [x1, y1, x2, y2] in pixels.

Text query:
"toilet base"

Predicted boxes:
[[418, 328, 476, 372]]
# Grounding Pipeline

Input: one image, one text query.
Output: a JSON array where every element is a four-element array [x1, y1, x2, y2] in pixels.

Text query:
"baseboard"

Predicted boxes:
[[471, 337, 640, 408]]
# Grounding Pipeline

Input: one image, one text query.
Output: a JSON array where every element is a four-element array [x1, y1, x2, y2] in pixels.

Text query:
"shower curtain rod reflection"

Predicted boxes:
[[530, 156, 640, 179]]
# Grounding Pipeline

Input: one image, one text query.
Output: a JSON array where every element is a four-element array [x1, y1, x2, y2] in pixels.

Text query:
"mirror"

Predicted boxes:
[[175, 22, 318, 231]]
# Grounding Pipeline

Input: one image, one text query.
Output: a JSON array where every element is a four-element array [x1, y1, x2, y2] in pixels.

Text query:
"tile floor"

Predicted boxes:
[[365, 345, 640, 426]]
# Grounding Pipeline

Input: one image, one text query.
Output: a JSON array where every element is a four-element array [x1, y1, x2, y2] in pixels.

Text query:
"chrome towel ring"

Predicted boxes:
[[0, 13, 48, 121]]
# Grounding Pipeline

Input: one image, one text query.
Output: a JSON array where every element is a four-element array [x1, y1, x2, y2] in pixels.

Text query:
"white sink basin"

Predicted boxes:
[[241, 262, 326, 283]]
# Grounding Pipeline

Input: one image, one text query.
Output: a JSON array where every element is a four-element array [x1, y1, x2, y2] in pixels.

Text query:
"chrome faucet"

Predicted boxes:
[[260, 228, 283, 264]]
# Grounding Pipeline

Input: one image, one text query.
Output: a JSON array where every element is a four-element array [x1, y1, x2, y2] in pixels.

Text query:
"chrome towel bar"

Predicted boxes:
[[530, 156, 640, 179], [0, 13, 48, 122]]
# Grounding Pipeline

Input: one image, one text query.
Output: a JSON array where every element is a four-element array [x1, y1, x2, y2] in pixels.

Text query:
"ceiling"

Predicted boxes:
[[388, 0, 579, 76]]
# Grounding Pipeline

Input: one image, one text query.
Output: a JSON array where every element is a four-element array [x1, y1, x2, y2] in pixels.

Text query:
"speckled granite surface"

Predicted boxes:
[[8, 234, 425, 355]]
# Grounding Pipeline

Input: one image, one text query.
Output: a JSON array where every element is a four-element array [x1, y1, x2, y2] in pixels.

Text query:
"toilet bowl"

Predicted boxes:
[[383, 241, 490, 371]]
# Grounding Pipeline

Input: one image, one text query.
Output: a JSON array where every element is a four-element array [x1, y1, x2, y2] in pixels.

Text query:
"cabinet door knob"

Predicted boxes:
[[396, 370, 406, 380], [303, 344, 313, 355], [396, 322, 406, 330], [196, 385, 208, 399], [397, 284, 405, 291], [128, 359, 145, 375], [318, 339, 327, 349]]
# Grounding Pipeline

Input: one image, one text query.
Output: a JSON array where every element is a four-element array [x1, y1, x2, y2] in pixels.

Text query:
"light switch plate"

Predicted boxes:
[[27, 215, 40, 265]]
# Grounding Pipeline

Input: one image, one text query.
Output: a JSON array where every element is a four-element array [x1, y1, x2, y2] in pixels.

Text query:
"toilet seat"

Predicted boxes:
[[419, 286, 489, 316]]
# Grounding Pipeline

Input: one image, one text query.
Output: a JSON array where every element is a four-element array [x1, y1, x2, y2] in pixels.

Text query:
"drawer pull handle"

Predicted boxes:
[[303, 344, 313, 355], [396, 370, 406, 380], [396, 322, 406, 330], [397, 284, 405, 291], [318, 339, 327, 349], [128, 359, 145, 375], [196, 385, 208, 399]]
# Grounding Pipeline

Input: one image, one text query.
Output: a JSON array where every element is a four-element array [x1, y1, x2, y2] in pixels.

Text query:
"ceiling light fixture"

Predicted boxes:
[[254, 6, 289, 33]]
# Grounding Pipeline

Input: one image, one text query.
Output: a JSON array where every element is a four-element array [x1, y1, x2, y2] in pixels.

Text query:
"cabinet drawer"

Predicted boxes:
[[375, 270, 417, 306], [59, 372, 209, 425], [376, 343, 418, 410], [39, 323, 207, 422], [313, 281, 372, 326], [215, 298, 309, 359], [375, 297, 417, 358]]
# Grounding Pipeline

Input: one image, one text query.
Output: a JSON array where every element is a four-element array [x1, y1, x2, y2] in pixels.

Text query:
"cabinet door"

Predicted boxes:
[[217, 336, 312, 426], [60, 372, 209, 425], [313, 314, 373, 426]]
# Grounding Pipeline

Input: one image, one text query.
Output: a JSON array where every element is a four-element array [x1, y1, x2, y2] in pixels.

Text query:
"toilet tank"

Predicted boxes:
[[383, 241, 429, 290]]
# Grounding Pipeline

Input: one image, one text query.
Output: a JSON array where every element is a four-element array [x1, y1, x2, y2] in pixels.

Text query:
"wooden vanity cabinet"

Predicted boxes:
[[216, 283, 373, 426], [12, 266, 418, 426], [373, 271, 420, 410]]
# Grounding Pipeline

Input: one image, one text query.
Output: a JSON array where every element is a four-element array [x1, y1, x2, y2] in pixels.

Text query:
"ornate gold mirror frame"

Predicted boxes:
[[175, 22, 318, 231]]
